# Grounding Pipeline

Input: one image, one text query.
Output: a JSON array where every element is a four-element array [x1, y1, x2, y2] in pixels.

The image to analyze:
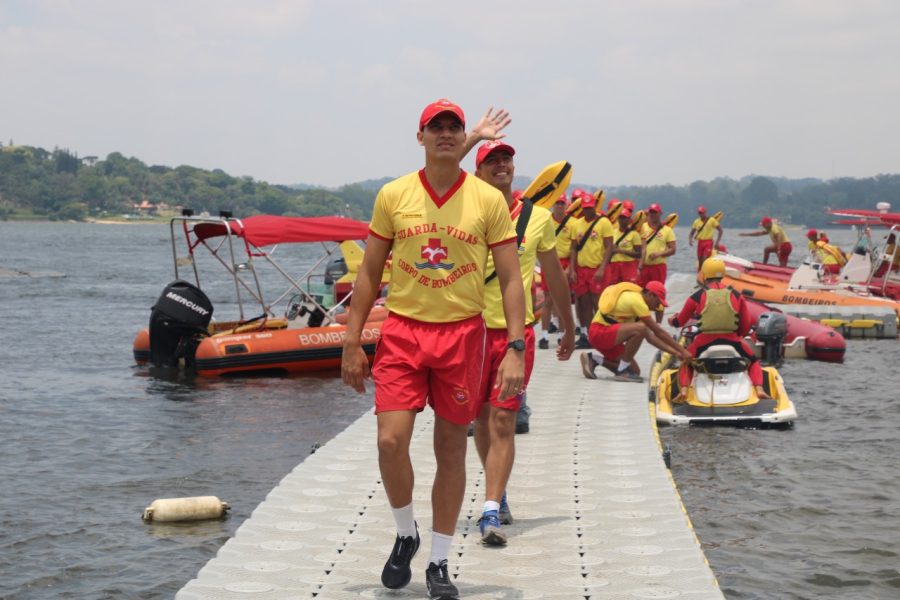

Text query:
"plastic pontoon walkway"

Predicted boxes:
[[178, 343, 724, 599]]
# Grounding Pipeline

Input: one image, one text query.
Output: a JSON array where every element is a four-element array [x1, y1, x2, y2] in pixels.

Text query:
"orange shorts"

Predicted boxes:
[[588, 321, 625, 361], [573, 265, 599, 296], [372, 313, 486, 425], [478, 326, 536, 412]]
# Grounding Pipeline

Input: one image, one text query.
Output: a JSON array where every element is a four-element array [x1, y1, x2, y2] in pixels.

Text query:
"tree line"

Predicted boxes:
[[2, 142, 898, 227]]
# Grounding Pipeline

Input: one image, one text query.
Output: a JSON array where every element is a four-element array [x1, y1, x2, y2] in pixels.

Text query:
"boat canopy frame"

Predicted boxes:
[[168, 214, 370, 325]]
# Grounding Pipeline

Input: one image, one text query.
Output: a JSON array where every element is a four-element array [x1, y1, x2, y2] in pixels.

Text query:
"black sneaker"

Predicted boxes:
[[538, 338, 549, 350], [381, 525, 420, 589], [575, 334, 591, 349], [515, 421, 529, 434], [425, 559, 459, 600], [548, 322, 559, 333]]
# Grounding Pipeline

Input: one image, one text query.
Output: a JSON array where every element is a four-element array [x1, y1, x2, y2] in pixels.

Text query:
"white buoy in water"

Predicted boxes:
[[142, 496, 230, 522]]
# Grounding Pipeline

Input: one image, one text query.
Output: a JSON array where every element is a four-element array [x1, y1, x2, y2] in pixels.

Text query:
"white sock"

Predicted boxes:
[[590, 351, 602, 364], [428, 531, 453, 566], [483, 500, 500, 513], [540, 332, 548, 341], [391, 502, 416, 538], [617, 360, 630, 373]]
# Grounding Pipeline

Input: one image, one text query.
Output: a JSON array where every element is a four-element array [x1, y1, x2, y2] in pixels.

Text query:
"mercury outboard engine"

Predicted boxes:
[[755, 312, 787, 366], [324, 256, 348, 285], [149, 280, 214, 368]]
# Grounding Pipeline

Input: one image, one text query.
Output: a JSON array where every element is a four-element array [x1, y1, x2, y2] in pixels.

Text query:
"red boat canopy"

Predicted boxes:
[[827, 209, 900, 226], [192, 215, 370, 246]]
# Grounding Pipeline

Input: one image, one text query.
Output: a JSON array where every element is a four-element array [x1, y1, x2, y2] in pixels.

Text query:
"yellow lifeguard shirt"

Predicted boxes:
[[768, 223, 790, 244], [483, 203, 556, 329], [369, 170, 515, 322], [573, 216, 614, 267], [640, 223, 676, 266], [591, 286, 651, 325], [555, 215, 579, 260], [610, 224, 642, 263], [691, 216, 719, 241]]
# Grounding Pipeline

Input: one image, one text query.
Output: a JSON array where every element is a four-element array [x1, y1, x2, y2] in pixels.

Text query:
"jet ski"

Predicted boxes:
[[654, 338, 797, 429]]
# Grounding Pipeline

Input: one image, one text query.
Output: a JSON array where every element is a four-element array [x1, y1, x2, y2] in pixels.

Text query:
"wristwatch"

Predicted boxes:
[[506, 339, 526, 352]]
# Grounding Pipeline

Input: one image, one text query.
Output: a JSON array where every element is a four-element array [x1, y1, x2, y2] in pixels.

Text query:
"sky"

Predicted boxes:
[[3, 0, 899, 189]]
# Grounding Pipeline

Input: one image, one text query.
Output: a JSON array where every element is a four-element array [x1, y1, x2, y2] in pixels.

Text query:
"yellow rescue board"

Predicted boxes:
[[523, 161, 573, 209]]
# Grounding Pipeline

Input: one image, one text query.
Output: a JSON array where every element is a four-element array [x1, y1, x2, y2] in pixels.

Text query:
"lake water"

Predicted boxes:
[[1, 221, 897, 599]]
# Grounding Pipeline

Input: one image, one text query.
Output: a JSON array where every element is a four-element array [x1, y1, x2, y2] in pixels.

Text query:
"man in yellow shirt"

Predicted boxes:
[[539, 192, 579, 349], [688, 206, 722, 266], [608, 206, 643, 285], [579, 281, 691, 381], [470, 139, 575, 546], [568, 194, 614, 348], [639, 203, 676, 322], [739, 216, 793, 266], [341, 99, 525, 599]]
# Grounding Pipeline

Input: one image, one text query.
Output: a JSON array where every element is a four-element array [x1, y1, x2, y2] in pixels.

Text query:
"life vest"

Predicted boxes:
[[819, 243, 847, 266], [597, 282, 642, 323], [698, 287, 739, 334]]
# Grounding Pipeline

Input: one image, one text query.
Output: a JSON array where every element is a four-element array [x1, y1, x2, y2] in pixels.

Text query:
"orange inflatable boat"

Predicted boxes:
[[135, 214, 390, 377]]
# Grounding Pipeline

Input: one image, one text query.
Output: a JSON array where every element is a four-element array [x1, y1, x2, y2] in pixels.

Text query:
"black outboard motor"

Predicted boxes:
[[149, 280, 214, 368], [755, 312, 787, 366]]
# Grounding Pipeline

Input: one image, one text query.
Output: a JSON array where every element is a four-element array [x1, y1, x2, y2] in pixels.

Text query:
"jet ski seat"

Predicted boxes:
[[696, 345, 749, 375]]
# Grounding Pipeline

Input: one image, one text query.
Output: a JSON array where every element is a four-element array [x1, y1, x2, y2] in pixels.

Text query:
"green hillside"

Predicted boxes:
[[1, 142, 898, 228]]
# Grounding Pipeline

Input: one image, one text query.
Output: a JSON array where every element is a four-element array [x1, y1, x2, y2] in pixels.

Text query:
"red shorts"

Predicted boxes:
[[777, 242, 793, 265], [640, 263, 667, 286], [697, 239, 714, 265], [574, 265, 599, 296], [617, 260, 639, 284], [541, 257, 570, 292], [587, 321, 625, 361], [478, 326, 536, 412], [373, 313, 486, 425]]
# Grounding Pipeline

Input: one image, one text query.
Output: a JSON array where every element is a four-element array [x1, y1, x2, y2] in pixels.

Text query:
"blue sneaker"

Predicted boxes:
[[499, 493, 513, 525], [478, 509, 507, 546]]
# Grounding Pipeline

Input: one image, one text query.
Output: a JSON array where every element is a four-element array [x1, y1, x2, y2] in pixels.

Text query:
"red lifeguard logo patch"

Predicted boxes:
[[452, 387, 468, 405], [417, 238, 453, 270]]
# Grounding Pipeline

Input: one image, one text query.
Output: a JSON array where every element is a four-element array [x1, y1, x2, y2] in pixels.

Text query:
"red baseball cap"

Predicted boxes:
[[697, 205, 707, 214], [475, 140, 516, 169], [619, 207, 633, 218], [806, 228, 818, 239], [623, 199, 634, 211], [648, 203, 662, 213], [760, 216, 773, 227], [581, 193, 597, 208], [571, 188, 585, 200], [556, 193, 568, 205], [645, 280, 668, 307], [419, 99, 465, 131]]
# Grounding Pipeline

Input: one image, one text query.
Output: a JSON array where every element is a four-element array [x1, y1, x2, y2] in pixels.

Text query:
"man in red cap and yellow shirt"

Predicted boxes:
[[639, 203, 676, 322], [688, 205, 722, 266], [608, 204, 643, 284], [580, 280, 690, 382], [538, 192, 578, 349], [468, 139, 575, 547], [341, 99, 525, 600], [739, 216, 792, 266], [568, 193, 614, 348]]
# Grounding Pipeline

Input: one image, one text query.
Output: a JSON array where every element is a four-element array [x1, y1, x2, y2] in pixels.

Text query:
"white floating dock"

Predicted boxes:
[[177, 342, 724, 599]]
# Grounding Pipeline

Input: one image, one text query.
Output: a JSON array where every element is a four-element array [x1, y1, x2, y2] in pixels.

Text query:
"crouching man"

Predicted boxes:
[[580, 280, 690, 381]]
